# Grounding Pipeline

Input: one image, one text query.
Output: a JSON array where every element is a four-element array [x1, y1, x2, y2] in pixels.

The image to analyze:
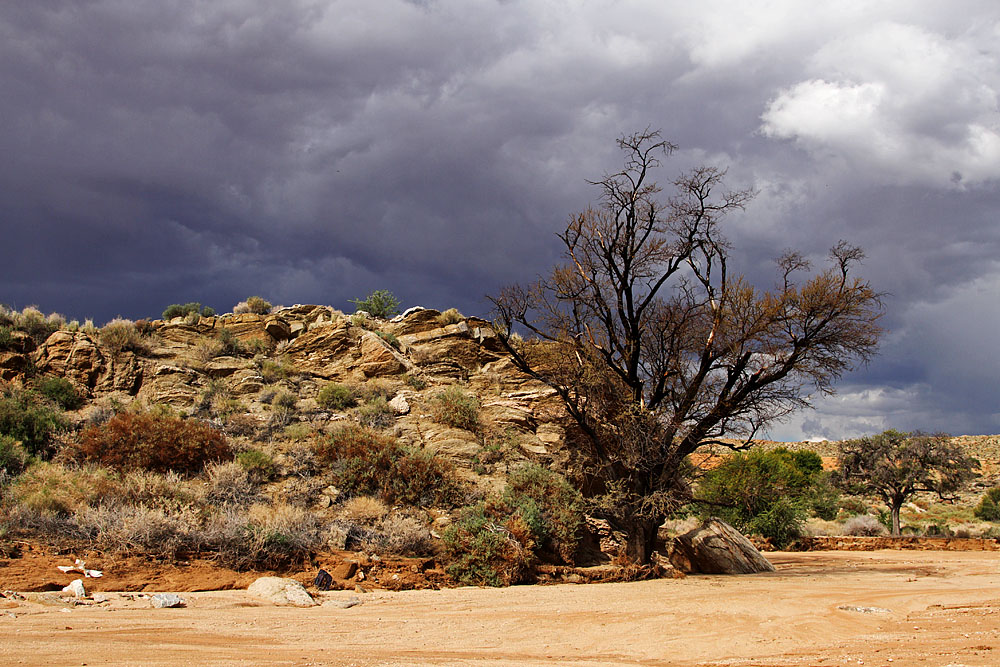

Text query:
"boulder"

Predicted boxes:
[[667, 518, 775, 575], [150, 593, 185, 608], [358, 333, 405, 377], [264, 317, 292, 341], [33, 331, 105, 388], [247, 576, 316, 607]]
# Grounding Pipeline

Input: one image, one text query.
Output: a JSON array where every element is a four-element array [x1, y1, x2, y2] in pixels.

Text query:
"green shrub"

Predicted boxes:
[[235, 448, 276, 482], [357, 396, 395, 429], [258, 358, 293, 384], [69, 412, 231, 475], [0, 326, 12, 348], [314, 424, 462, 506], [316, 383, 357, 410], [403, 373, 427, 390], [431, 386, 479, 431], [36, 376, 84, 411], [272, 390, 298, 411], [502, 463, 583, 563], [233, 296, 273, 315], [443, 501, 535, 586], [696, 447, 832, 547], [377, 331, 400, 349], [350, 290, 401, 319], [0, 383, 66, 458], [0, 434, 29, 477], [974, 488, 1000, 522], [217, 328, 244, 356], [162, 302, 212, 320]]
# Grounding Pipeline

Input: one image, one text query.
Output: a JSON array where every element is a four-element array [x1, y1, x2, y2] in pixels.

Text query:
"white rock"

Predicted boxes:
[[62, 579, 86, 599], [150, 593, 185, 608], [247, 577, 316, 607], [388, 394, 410, 415]]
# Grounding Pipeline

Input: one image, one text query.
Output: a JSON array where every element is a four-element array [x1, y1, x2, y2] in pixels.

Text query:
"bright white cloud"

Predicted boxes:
[[761, 20, 1000, 187]]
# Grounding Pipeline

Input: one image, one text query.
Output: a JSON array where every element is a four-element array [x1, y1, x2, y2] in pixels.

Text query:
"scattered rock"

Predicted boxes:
[[150, 593, 186, 608], [61, 579, 86, 599], [323, 597, 362, 609], [331, 561, 358, 581], [838, 605, 892, 614], [247, 577, 317, 607], [387, 393, 410, 415], [668, 518, 776, 574]]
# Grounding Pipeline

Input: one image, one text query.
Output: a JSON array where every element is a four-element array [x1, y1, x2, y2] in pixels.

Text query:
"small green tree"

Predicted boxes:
[[974, 488, 1000, 522], [838, 430, 979, 536], [350, 290, 401, 318], [696, 447, 834, 546]]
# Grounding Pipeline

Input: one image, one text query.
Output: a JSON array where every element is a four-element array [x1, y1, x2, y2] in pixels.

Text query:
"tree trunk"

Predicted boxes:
[[623, 517, 660, 564], [890, 503, 902, 537]]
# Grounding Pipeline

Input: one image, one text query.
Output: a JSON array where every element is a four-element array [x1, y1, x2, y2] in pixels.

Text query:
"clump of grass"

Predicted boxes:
[[204, 502, 320, 570], [316, 383, 357, 410], [362, 514, 434, 556], [403, 374, 427, 390], [233, 296, 273, 315], [99, 318, 147, 355], [337, 495, 389, 523], [9, 462, 117, 517], [357, 395, 395, 429], [235, 448, 276, 482], [431, 386, 479, 431], [438, 308, 464, 325]]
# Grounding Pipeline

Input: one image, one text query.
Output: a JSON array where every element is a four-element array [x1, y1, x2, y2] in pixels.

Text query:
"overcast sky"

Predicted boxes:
[[2, 1, 998, 440]]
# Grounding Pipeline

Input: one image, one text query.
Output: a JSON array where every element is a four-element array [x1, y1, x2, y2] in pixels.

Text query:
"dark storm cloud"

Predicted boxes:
[[2, 0, 999, 439]]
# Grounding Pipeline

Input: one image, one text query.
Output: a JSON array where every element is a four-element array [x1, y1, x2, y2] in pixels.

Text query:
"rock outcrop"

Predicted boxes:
[[667, 518, 776, 574]]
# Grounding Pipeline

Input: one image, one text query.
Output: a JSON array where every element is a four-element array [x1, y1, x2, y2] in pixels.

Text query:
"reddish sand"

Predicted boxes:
[[2, 550, 999, 666]]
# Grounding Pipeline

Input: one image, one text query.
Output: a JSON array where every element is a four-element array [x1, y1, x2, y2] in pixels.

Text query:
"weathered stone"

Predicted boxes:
[[264, 317, 291, 341], [387, 393, 410, 415], [247, 576, 316, 607], [33, 331, 105, 388], [0, 352, 32, 381], [150, 593, 185, 608], [330, 561, 358, 580], [204, 356, 247, 378], [668, 518, 775, 575], [358, 333, 405, 377], [323, 597, 362, 609], [62, 579, 86, 599]]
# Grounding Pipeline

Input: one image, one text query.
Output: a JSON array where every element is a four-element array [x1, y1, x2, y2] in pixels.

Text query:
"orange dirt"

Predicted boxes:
[[3, 550, 1000, 666]]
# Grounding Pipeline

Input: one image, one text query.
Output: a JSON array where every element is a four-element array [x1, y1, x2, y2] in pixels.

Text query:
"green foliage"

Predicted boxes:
[[0, 383, 66, 458], [838, 430, 980, 535], [313, 424, 462, 507], [431, 386, 480, 431], [235, 448, 276, 482], [974, 488, 1000, 522], [316, 383, 357, 410], [443, 501, 535, 587], [272, 390, 298, 411], [216, 328, 244, 356], [350, 290, 401, 319], [69, 412, 231, 475], [9, 463, 117, 516], [0, 434, 29, 477], [258, 357, 294, 384], [443, 464, 583, 586], [438, 308, 464, 325], [402, 373, 428, 390], [357, 396, 395, 429], [0, 326, 12, 348], [696, 447, 834, 546], [377, 330, 400, 349], [162, 302, 212, 320], [36, 376, 83, 410]]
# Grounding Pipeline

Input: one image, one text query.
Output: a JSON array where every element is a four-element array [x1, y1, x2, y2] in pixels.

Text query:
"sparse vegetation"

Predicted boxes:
[[350, 290, 401, 319], [438, 308, 464, 325], [0, 383, 66, 458], [98, 318, 147, 355], [36, 376, 83, 410], [974, 488, 1000, 522], [162, 302, 214, 320], [234, 296, 273, 315], [316, 383, 357, 410], [431, 386, 479, 431]]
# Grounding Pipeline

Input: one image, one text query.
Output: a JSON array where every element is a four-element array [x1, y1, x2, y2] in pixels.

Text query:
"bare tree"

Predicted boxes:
[[490, 129, 884, 561], [838, 430, 979, 536]]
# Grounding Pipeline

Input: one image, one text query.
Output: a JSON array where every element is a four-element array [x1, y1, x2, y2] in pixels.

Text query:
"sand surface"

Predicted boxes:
[[2, 550, 999, 666]]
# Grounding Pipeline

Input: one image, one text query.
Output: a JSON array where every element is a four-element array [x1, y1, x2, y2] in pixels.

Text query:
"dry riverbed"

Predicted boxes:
[[2, 550, 999, 666]]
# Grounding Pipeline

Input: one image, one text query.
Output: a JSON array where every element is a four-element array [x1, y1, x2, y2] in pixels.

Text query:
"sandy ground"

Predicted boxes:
[[2, 550, 999, 666]]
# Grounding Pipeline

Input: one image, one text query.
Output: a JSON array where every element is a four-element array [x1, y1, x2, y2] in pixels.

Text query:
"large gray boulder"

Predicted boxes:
[[668, 518, 775, 574]]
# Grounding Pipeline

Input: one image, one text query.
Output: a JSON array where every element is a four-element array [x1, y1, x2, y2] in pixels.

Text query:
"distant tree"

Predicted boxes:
[[350, 290, 401, 319], [490, 129, 884, 562], [838, 430, 979, 536]]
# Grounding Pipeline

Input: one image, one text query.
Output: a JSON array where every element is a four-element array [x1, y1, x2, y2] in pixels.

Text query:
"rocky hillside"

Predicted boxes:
[[2, 305, 579, 480]]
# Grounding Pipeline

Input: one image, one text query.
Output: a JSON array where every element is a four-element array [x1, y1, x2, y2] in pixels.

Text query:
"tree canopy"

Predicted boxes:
[[838, 430, 979, 536], [490, 129, 884, 561]]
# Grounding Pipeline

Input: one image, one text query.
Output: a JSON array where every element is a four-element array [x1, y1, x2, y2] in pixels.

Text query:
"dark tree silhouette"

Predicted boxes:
[[490, 129, 884, 561]]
